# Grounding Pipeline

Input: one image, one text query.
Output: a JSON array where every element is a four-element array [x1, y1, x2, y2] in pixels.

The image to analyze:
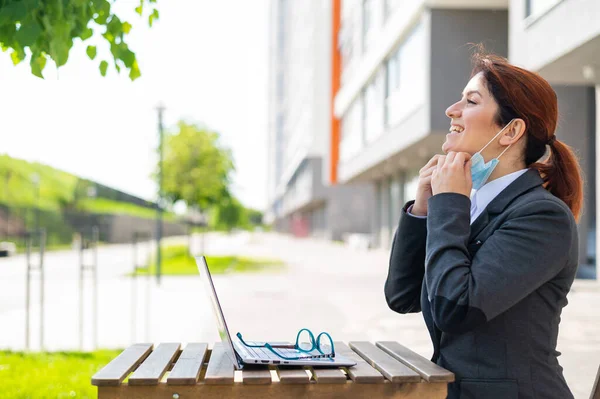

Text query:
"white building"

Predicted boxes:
[[266, 0, 374, 240]]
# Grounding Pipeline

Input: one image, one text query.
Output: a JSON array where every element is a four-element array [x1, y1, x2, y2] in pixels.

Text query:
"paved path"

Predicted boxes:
[[0, 232, 598, 398]]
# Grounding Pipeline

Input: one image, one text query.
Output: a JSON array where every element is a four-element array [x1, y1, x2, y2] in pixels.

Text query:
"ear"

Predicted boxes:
[[499, 118, 526, 146]]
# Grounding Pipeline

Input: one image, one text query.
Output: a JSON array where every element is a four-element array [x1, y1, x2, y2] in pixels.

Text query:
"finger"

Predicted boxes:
[[421, 154, 443, 172], [445, 151, 456, 166], [436, 157, 443, 174], [421, 164, 439, 177], [453, 152, 468, 167]]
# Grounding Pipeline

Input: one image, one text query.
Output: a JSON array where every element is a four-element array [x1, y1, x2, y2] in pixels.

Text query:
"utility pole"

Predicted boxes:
[[155, 103, 165, 285], [31, 173, 40, 235]]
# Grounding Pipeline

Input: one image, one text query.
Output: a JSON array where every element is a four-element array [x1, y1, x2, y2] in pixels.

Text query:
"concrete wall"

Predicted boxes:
[[326, 183, 376, 241], [106, 215, 187, 244], [554, 86, 596, 267], [429, 9, 509, 133], [509, 0, 600, 75]]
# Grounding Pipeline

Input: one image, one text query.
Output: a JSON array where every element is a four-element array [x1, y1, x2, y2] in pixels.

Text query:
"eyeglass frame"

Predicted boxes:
[[236, 328, 336, 360]]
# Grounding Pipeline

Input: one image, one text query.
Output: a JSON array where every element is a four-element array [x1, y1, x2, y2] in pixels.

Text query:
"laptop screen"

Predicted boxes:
[[195, 256, 243, 370]]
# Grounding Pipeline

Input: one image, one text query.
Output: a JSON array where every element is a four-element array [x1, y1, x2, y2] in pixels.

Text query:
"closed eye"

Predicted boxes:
[[467, 99, 477, 105]]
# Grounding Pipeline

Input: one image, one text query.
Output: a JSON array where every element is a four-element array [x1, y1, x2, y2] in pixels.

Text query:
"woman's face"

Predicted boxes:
[[442, 72, 505, 156]]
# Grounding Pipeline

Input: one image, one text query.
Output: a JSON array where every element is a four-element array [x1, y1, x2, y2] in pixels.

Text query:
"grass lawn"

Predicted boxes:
[[129, 245, 285, 276], [0, 350, 121, 399]]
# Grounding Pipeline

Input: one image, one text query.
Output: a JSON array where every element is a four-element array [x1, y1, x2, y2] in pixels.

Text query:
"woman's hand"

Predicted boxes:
[[412, 155, 445, 216], [431, 151, 472, 197]]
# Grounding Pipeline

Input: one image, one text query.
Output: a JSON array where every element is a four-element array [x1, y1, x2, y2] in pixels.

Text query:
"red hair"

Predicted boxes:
[[470, 45, 584, 221]]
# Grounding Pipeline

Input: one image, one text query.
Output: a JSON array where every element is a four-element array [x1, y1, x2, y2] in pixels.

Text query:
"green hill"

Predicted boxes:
[[0, 153, 174, 219], [0, 154, 77, 210]]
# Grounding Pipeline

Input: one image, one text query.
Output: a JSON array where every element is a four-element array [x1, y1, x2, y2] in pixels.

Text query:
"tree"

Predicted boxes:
[[0, 0, 160, 79], [160, 121, 235, 211], [213, 195, 246, 232], [246, 208, 263, 226]]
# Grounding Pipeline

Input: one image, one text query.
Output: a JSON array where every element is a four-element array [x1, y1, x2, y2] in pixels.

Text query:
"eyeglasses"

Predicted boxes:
[[236, 328, 336, 360]]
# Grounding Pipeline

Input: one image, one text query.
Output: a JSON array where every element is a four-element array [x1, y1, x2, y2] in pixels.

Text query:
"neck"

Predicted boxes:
[[486, 156, 527, 183]]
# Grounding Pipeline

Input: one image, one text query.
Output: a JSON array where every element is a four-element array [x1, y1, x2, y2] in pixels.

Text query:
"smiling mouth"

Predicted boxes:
[[449, 126, 464, 133]]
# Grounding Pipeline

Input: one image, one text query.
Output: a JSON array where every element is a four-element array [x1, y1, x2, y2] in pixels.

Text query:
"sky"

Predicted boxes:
[[0, 0, 269, 211]]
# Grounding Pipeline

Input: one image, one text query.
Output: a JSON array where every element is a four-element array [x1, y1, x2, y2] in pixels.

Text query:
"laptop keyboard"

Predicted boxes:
[[246, 346, 293, 360]]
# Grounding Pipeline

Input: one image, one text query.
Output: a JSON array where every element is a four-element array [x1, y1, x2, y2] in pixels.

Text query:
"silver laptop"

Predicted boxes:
[[195, 256, 356, 369]]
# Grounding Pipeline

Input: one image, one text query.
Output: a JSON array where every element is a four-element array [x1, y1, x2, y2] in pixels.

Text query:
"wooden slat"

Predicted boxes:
[[376, 341, 455, 382], [204, 343, 235, 384], [310, 367, 347, 384], [335, 342, 384, 383], [349, 341, 421, 383], [275, 368, 310, 384], [166, 343, 208, 385], [92, 343, 153, 386], [128, 343, 181, 386], [242, 368, 272, 384]]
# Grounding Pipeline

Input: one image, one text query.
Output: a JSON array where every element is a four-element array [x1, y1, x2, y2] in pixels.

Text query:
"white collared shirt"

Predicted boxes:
[[470, 169, 528, 223], [408, 169, 529, 224]]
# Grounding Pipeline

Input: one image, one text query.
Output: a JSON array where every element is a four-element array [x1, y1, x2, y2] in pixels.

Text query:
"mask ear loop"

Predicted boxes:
[[478, 119, 516, 155]]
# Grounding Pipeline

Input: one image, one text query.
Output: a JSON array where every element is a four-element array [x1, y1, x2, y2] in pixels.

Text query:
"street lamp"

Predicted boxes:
[[155, 102, 165, 284], [31, 173, 40, 233]]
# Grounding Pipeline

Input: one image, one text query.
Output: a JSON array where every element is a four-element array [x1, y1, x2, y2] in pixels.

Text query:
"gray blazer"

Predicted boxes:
[[385, 169, 578, 399]]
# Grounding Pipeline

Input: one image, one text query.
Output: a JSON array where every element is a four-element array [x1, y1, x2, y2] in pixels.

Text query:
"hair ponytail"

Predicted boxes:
[[531, 140, 584, 221]]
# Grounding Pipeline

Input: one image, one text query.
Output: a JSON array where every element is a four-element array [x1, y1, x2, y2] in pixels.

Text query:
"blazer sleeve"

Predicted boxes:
[[425, 192, 576, 334], [384, 201, 428, 314]]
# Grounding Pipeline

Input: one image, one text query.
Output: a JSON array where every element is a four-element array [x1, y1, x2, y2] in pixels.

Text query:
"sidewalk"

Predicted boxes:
[[0, 231, 597, 398]]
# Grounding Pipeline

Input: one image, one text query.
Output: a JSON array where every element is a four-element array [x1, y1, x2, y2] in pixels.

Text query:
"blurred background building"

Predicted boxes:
[[265, 0, 375, 241], [266, 0, 598, 279]]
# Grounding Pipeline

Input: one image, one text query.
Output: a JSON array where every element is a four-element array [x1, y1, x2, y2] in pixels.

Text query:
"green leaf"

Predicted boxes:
[[48, 20, 72, 67], [0, 2, 27, 25], [134, 5, 143, 16], [10, 49, 23, 65], [80, 27, 94, 40], [86, 45, 97, 60], [117, 43, 135, 68], [129, 59, 141, 80], [94, 0, 111, 24], [15, 19, 43, 47], [122, 22, 132, 34], [99, 60, 108, 76], [30, 53, 47, 78], [149, 9, 159, 27]]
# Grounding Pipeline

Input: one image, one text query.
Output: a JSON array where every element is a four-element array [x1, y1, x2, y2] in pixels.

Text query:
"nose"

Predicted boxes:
[[445, 100, 462, 119]]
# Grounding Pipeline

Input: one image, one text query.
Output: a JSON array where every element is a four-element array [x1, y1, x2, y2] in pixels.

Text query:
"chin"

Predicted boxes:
[[441, 141, 454, 154], [442, 140, 468, 155]]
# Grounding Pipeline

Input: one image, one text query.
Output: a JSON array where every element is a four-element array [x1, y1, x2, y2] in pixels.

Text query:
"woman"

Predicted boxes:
[[384, 49, 582, 399]]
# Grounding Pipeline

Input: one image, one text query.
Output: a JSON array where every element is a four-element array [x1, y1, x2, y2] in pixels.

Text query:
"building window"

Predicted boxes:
[[340, 95, 364, 161], [389, 175, 400, 232], [525, 0, 562, 18], [384, 0, 401, 20], [385, 46, 400, 126], [403, 171, 419, 204], [364, 68, 385, 144], [384, 22, 426, 127], [362, 0, 373, 53], [339, 24, 353, 71]]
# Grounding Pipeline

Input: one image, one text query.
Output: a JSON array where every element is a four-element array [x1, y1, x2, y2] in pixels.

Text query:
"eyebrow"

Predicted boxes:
[[462, 90, 482, 97]]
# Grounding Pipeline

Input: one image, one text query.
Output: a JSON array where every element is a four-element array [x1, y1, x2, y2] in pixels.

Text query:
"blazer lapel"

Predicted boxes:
[[470, 169, 544, 240]]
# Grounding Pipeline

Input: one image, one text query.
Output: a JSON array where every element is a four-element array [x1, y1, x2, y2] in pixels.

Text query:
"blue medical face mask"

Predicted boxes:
[[470, 119, 515, 190]]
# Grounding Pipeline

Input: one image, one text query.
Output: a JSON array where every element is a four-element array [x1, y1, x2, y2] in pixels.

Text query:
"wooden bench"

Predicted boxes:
[[92, 341, 454, 399]]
